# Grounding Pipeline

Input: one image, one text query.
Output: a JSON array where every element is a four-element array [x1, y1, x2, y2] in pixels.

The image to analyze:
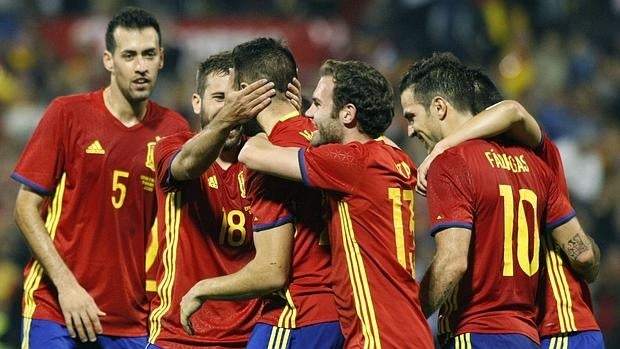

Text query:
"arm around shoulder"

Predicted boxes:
[[417, 100, 542, 196], [170, 119, 232, 181], [476, 100, 542, 148], [238, 134, 303, 181]]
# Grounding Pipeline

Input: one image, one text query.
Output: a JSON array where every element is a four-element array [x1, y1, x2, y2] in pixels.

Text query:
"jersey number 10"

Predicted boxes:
[[499, 184, 540, 277]]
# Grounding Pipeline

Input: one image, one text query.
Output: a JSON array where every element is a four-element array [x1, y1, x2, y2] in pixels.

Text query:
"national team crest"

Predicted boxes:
[[238, 170, 246, 198], [145, 137, 160, 172], [396, 161, 411, 179], [299, 130, 314, 141]]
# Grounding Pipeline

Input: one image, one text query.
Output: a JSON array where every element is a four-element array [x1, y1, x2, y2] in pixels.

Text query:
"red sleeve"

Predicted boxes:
[[426, 151, 476, 236], [245, 170, 295, 232], [544, 169, 576, 229], [535, 132, 569, 197], [11, 98, 66, 195], [299, 143, 365, 194], [154, 131, 193, 192], [248, 116, 313, 231]]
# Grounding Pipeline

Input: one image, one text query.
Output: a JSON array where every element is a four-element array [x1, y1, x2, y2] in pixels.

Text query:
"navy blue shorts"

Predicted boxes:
[[541, 330, 605, 349], [22, 318, 148, 349], [247, 321, 344, 349], [443, 332, 538, 349]]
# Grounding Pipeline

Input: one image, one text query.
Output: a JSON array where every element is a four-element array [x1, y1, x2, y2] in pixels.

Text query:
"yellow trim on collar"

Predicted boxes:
[[279, 111, 299, 122]]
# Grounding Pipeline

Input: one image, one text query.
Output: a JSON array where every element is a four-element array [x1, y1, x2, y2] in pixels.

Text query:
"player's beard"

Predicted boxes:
[[420, 134, 436, 154], [312, 110, 343, 146], [122, 75, 155, 103], [116, 82, 152, 105], [418, 130, 442, 154], [223, 126, 243, 151], [199, 111, 243, 150]]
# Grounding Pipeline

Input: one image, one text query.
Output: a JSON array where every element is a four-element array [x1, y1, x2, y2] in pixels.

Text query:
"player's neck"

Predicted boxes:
[[103, 85, 148, 127], [255, 98, 298, 136], [443, 111, 474, 138], [342, 130, 373, 145]]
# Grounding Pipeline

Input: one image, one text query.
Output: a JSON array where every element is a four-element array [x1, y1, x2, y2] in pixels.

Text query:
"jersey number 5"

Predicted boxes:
[[112, 170, 130, 209], [499, 184, 540, 277]]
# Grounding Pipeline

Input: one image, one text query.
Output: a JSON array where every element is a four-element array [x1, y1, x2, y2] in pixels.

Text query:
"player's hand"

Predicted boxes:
[[180, 288, 205, 336], [57, 281, 106, 342], [416, 142, 447, 196], [286, 78, 302, 112], [217, 78, 275, 126]]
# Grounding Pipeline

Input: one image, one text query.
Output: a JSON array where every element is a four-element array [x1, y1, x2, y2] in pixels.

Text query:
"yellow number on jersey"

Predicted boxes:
[[111, 170, 130, 209], [218, 209, 247, 247], [499, 184, 540, 277], [388, 187, 415, 275]]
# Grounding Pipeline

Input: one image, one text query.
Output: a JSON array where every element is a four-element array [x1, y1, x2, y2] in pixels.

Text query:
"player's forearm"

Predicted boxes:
[[552, 218, 600, 283], [476, 100, 541, 147], [190, 260, 289, 301], [581, 236, 601, 283], [588, 236, 601, 282], [442, 100, 541, 150], [566, 234, 600, 283], [419, 255, 466, 317], [14, 188, 78, 289], [172, 118, 233, 181], [239, 137, 302, 181]]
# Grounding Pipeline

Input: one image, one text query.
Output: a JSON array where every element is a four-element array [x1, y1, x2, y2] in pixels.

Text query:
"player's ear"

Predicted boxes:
[[342, 103, 357, 125], [103, 51, 114, 72], [432, 96, 448, 120], [191, 93, 201, 114], [159, 47, 164, 69]]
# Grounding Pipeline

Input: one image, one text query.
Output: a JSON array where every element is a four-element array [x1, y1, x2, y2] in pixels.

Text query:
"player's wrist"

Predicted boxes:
[[209, 114, 236, 132], [52, 271, 79, 291]]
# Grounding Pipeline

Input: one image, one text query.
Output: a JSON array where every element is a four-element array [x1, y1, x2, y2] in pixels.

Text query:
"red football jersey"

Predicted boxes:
[[300, 140, 434, 348], [246, 113, 339, 328], [426, 138, 576, 345], [535, 133, 600, 337], [147, 132, 261, 348], [11, 89, 189, 336]]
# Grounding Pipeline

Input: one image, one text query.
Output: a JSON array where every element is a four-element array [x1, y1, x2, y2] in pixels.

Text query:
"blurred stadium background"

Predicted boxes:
[[0, 0, 618, 348]]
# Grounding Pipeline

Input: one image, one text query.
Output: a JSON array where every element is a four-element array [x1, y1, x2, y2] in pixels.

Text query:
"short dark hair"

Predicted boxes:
[[320, 59, 394, 139], [195, 51, 233, 97], [399, 52, 473, 113], [232, 37, 297, 96], [105, 7, 161, 53], [467, 68, 504, 113]]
